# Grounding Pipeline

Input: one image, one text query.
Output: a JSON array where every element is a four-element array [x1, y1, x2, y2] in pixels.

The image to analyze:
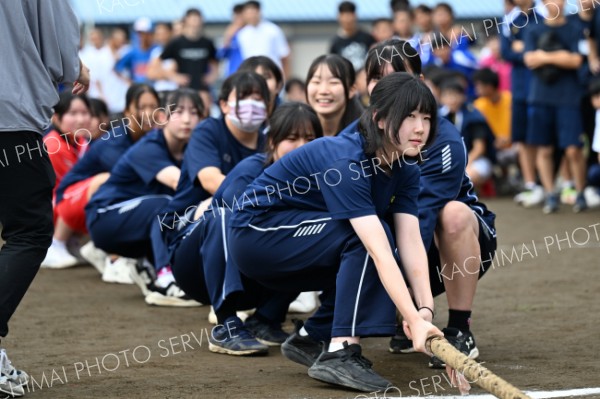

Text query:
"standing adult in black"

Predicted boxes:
[[0, 1, 89, 397]]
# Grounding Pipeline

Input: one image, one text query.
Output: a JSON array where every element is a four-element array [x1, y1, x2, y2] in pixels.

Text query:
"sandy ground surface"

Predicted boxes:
[[4, 198, 600, 399]]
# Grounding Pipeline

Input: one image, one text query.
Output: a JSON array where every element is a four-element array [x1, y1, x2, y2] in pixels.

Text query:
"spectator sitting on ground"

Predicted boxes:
[[439, 80, 497, 190]]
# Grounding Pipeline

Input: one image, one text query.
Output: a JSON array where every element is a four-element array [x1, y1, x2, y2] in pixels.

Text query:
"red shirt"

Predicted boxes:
[[44, 129, 83, 196]]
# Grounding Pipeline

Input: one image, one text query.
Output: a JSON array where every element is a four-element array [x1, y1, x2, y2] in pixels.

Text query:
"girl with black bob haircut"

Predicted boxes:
[[227, 72, 442, 392], [359, 71, 438, 163]]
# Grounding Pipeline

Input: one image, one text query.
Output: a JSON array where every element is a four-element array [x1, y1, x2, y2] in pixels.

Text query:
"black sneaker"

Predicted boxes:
[[129, 258, 158, 296], [244, 315, 289, 346], [429, 327, 479, 369], [389, 327, 415, 354], [208, 316, 269, 356], [281, 320, 323, 367], [308, 342, 393, 392], [144, 282, 202, 307]]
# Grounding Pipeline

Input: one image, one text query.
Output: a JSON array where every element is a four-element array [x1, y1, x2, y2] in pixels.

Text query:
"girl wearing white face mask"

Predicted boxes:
[[150, 72, 271, 300]]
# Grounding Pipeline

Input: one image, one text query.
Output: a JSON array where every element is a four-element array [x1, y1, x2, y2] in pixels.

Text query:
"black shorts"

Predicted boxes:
[[428, 215, 497, 298]]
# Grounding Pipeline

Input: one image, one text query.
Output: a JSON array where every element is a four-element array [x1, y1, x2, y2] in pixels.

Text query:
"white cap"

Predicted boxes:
[[134, 17, 153, 33]]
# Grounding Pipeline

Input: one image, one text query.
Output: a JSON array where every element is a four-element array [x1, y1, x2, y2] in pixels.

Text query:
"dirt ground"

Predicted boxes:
[[4, 198, 600, 399]]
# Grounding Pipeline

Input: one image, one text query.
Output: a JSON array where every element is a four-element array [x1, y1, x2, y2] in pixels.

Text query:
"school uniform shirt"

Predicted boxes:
[[237, 20, 290, 70], [524, 19, 583, 106], [43, 128, 83, 195], [212, 153, 267, 209], [86, 129, 179, 213], [440, 104, 497, 164], [339, 118, 496, 252], [55, 124, 135, 204], [160, 35, 217, 90], [161, 117, 267, 233], [229, 131, 421, 228], [500, 7, 542, 102]]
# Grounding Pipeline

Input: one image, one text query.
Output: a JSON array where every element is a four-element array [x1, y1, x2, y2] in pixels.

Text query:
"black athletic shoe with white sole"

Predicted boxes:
[[281, 320, 323, 367], [389, 327, 415, 354], [429, 327, 479, 369], [129, 258, 158, 296], [308, 342, 393, 392], [244, 315, 289, 346]]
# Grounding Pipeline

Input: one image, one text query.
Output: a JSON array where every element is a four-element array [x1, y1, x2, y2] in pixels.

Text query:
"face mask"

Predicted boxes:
[[227, 99, 267, 133]]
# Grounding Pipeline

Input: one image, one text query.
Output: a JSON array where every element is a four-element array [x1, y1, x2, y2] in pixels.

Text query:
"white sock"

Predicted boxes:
[[524, 182, 537, 190], [299, 327, 309, 337], [155, 266, 175, 288], [52, 238, 67, 250], [328, 342, 345, 352]]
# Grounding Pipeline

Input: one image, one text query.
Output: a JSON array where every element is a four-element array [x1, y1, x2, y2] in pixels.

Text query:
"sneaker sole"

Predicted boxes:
[[428, 347, 480, 368], [0, 384, 24, 398], [281, 342, 317, 367], [308, 364, 392, 392], [144, 292, 202, 307], [256, 337, 285, 347], [208, 342, 268, 356], [389, 346, 415, 354]]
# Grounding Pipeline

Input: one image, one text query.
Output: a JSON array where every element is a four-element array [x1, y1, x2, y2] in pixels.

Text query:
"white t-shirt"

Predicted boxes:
[[150, 46, 178, 92], [237, 20, 290, 68], [593, 110, 600, 154]]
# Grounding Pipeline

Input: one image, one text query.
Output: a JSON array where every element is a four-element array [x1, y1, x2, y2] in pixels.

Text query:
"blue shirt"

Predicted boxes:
[[441, 105, 497, 164], [500, 8, 542, 101], [216, 33, 243, 78], [160, 116, 266, 232], [230, 131, 421, 228], [115, 45, 155, 83], [341, 117, 495, 251], [524, 19, 583, 106], [87, 129, 178, 211], [424, 48, 478, 99], [56, 124, 135, 204]]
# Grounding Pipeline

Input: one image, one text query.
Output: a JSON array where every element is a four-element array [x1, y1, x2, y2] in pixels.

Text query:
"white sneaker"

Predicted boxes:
[[144, 283, 203, 307], [0, 375, 23, 398], [514, 185, 544, 208], [207, 306, 254, 325], [102, 257, 135, 284], [584, 186, 600, 209], [79, 241, 107, 274], [0, 349, 27, 396], [288, 292, 319, 313], [41, 242, 79, 269]]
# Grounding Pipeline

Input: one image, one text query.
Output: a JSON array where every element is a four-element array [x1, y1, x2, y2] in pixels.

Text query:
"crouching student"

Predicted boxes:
[[170, 102, 322, 355], [228, 73, 443, 392], [142, 71, 271, 307], [85, 89, 203, 296]]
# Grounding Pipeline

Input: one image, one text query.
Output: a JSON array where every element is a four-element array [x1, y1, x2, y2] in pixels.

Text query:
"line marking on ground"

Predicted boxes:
[[367, 387, 600, 399]]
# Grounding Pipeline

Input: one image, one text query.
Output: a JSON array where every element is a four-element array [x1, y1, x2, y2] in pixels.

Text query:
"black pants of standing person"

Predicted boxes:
[[0, 131, 55, 340]]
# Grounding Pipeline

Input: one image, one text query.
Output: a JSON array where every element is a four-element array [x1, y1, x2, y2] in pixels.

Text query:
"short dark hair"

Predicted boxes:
[[359, 72, 438, 160], [284, 77, 305, 93], [238, 56, 284, 87], [338, 1, 356, 14], [165, 88, 205, 120], [244, 1, 261, 10], [233, 3, 245, 13], [415, 5, 433, 14], [434, 2, 454, 17], [184, 8, 202, 19], [439, 79, 466, 95], [265, 102, 323, 164], [390, 0, 410, 12], [125, 83, 160, 113], [473, 68, 500, 89], [372, 18, 393, 27], [54, 93, 91, 120], [219, 71, 270, 117], [365, 39, 422, 86], [89, 98, 108, 119]]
